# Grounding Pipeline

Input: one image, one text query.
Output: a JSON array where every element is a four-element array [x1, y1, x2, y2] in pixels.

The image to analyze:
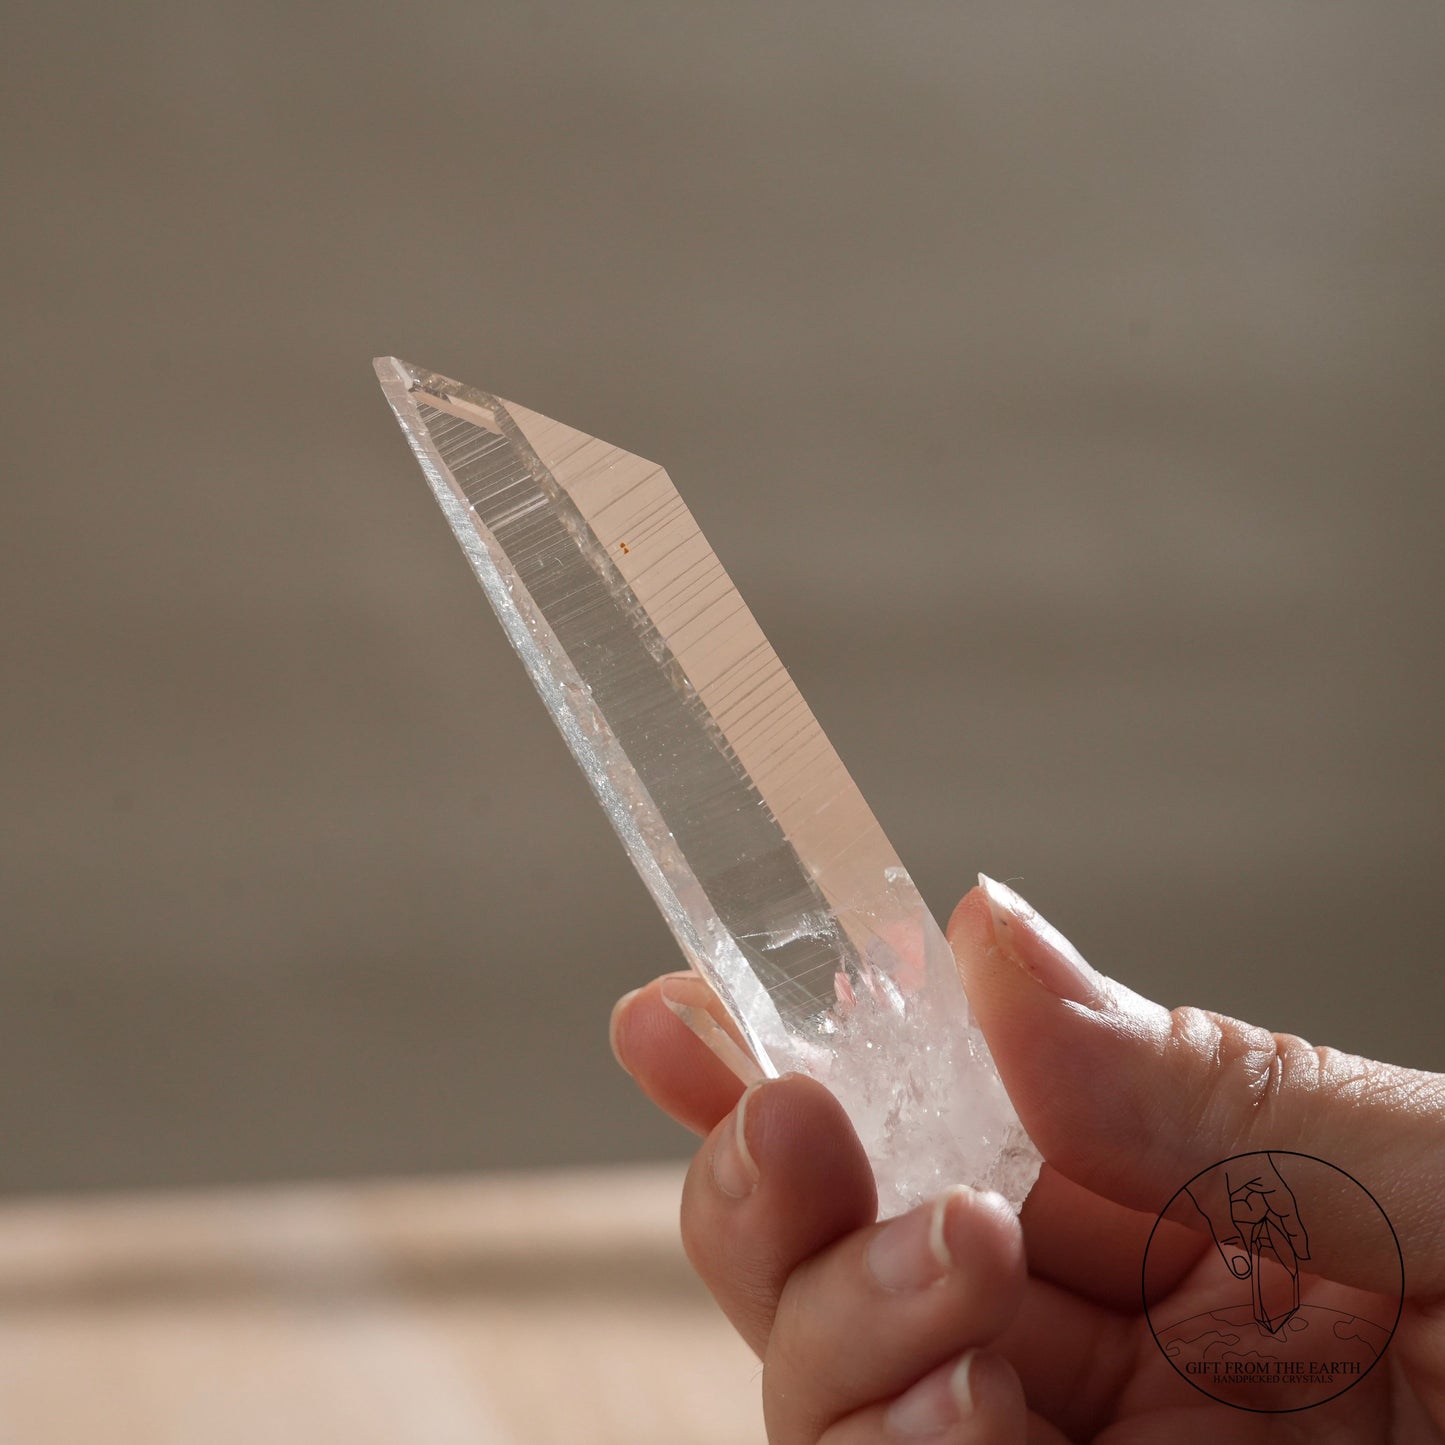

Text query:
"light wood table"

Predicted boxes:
[[0, 1165, 765, 1444]]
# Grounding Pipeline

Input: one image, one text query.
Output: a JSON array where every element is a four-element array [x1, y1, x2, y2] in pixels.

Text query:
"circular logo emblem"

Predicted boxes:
[[1142, 1152, 1403, 1412]]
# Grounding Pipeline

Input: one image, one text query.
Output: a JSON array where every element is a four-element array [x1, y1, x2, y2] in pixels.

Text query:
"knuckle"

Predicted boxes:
[[1167, 1005, 1394, 1154], [1266, 1033, 1382, 1115], [1168, 1004, 1263, 1093], [1167, 1006, 1280, 1144]]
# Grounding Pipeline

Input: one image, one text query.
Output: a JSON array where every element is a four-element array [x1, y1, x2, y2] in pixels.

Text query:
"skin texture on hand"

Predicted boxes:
[[610, 881, 1445, 1443]]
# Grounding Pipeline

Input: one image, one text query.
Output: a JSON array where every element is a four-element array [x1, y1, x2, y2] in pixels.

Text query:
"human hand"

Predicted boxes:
[[611, 977, 1032, 1442], [1183, 1153, 1310, 1286], [610, 878, 1445, 1441]]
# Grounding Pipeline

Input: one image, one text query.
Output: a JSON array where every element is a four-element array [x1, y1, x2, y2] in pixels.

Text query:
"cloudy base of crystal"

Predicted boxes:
[[771, 917, 1040, 1217]]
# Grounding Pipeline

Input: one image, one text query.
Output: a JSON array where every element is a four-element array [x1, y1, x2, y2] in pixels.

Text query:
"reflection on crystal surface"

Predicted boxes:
[[374, 357, 1041, 1215]]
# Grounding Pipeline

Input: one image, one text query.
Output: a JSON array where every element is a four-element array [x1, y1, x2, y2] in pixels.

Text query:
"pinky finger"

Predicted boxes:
[[817, 1350, 1028, 1445]]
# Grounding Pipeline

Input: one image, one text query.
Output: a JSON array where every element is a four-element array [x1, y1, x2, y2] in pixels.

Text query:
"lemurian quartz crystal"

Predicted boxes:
[[374, 358, 1041, 1216]]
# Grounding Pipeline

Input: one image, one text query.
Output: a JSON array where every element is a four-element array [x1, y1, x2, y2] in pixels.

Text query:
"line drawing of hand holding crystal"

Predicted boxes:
[[1186, 1152, 1311, 1334]]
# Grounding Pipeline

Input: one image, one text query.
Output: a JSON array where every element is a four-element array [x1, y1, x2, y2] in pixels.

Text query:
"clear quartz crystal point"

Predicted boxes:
[[374, 358, 1041, 1216]]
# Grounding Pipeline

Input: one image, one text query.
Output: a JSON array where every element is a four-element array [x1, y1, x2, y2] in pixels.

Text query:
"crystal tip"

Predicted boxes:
[[373, 355, 423, 386]]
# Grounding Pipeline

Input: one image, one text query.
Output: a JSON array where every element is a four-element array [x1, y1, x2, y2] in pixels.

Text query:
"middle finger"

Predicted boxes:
[[764, 1185, 1027, 1445]]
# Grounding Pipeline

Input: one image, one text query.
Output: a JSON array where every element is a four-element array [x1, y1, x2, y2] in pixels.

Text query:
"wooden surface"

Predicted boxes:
[[0, 1166, 764, 1444]]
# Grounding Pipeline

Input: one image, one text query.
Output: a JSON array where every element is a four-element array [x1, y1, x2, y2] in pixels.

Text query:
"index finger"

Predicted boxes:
[[610, 974, 748, 1135]]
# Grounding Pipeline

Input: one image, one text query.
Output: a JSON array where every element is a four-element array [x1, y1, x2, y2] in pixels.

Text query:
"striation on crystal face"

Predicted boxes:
[[373, 357, 1041, 1216]]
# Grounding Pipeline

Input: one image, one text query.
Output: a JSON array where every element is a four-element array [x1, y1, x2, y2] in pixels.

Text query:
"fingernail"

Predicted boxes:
[[1228, 1248, 1253, 1278], [711, 1082, 762, 1199], [977, 873, 1103, 1008], [608, 988, 642, 1075], [660, 976, 766, 1087], [886, 1351, 976, 1437], [867, 1188, 960, 1291]]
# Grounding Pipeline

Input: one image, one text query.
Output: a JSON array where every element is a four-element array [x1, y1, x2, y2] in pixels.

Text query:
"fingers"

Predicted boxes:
[[818, 1351, 1030, 1445], [949, 875, 1445, 1295], [610, 974, 745, 1135], [680, 1071, 1029, 1445], [680, 1074, 877, 1356], [765, 1184, 1026, 1442], [992, 1278, 1136, 1443], [619, 990, 1033, 1442]]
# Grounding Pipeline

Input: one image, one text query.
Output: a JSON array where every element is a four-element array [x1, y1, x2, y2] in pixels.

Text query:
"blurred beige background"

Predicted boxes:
[[2, 2, 1442, 1198]]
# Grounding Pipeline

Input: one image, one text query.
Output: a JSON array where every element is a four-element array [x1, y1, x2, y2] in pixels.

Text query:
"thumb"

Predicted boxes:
[[948, 876, 1445, 1297]]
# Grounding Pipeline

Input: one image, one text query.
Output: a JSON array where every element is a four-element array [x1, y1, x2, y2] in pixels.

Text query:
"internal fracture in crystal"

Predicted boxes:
[[374, 357, 1042, 1216]]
